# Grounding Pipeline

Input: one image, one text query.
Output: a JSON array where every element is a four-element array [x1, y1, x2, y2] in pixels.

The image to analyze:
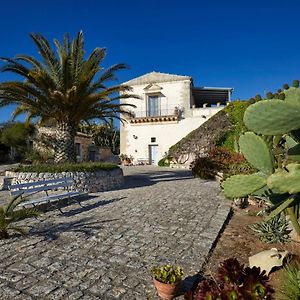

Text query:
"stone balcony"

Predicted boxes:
[[129, 108, 181, 124]]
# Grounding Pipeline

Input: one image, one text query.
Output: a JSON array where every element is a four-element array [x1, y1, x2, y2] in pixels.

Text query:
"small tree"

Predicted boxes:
[[0, 123, 34, 160], [79, 119, 120, 154]]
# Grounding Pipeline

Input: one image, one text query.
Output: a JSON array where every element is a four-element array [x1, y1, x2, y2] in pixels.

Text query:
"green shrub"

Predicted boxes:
[[293, 80, 300, 88], [249, 214, 291, 244], [255, 94, 262, 101], [278, 263, 300, 300], [192, 157, 218, 179], [192, 147, 255, 180], [0, 195, 40, 239], [283, 83, 290, 90], [158, 158, 170, 167], [24, 150, 54, 164], [217, 101, 250, 152], [11, 162, 119, 173], [266, 92, 273, 99]]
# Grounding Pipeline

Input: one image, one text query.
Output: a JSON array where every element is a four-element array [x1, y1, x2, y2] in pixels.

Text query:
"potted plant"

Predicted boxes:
[[151, 264, 184, 300]]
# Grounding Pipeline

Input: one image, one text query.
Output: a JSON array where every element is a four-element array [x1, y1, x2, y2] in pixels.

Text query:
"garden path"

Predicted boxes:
[[0, 166, 231, 299]]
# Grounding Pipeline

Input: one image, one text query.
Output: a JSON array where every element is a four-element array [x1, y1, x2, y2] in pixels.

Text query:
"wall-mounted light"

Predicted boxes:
[[133, 135, 138, 139]]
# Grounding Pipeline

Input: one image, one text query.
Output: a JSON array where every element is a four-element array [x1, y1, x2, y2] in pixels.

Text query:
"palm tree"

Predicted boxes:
[[0, 32, 136, 162], [0, 194, 40, 239]]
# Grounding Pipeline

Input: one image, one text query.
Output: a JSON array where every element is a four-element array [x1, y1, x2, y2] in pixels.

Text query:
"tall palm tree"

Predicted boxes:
[[0, 32, 136, 162]]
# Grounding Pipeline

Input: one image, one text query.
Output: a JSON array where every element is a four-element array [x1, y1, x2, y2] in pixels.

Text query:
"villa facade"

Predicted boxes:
[[120, 72, 233, 165]]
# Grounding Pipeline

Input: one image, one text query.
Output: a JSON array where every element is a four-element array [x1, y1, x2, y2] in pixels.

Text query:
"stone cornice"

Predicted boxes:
[[123, 71, 191, 86]]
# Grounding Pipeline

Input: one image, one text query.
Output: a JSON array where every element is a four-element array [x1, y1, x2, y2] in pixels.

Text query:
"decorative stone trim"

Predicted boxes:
[[5, 168, 124, 193], [130, 115, 178, 124]]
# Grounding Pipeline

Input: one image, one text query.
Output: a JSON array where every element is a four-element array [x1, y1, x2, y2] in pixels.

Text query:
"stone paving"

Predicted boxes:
[[0, 166, 231, 299]]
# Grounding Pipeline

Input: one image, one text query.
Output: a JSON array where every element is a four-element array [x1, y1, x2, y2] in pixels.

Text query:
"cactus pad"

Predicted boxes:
[[223, 173, 267, 198], [284, 87, 300, 106], [267, 163, 300, 193], [244, 100, 300, 135], [285, 135, 298, 148], [239, 132, 274, 175]]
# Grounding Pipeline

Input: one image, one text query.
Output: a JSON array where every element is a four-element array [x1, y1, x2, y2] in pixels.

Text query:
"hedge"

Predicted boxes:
[[11, 162, 119, 173]]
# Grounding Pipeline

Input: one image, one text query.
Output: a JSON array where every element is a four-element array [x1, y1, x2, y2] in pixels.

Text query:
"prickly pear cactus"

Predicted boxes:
[[223, 173, 267, 198], [244, 100, 300, 135], [267, 163, 300, 194], [239, 132, 274, 175], [284, 87, 300, 106]]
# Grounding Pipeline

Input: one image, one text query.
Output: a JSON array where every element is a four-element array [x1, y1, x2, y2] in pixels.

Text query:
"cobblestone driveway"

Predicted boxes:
[[0, 166, 231, 299]]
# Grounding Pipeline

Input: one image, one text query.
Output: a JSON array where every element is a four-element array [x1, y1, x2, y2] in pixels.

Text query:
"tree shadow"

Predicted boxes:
[[118, 169, 193, 190], [31, 216, 118, 241], [177, 273, 203, 297], [62, 196, 126, 217]]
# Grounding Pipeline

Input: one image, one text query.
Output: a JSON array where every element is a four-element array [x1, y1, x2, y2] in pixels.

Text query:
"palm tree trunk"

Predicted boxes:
[[54, 122, 77, 163]]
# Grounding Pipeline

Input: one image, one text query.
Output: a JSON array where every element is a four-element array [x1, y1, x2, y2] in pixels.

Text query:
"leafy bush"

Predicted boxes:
[[249, 214, 291, 244], [192, 147, 255, 180], [158, 153, 172, 167], [151, 264, 184, 284], [192, 157, 218, 179], [192, 258, 274, 299], [293, 80, 300, 88], [217, 101, 251, 151], [0, 123, 34, 149], [278, 262, 300, 300], [0, 195, 40, 239], [266, 92, 273, 99], [283, 83, 290, 90], [24, 150, 54, 164], [11, 162, 119, 173], [0, 122, 35, 161], [158, 158, 170, 167]]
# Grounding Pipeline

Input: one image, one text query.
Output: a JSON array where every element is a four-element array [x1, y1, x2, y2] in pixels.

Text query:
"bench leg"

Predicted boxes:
[[75, 197, 84, 207]]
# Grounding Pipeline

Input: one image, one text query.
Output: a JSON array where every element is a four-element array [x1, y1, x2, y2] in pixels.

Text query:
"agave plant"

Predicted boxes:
[[0, 31, 137, 162], [249, 214, 291, 244], [0, 195, 40, 239]]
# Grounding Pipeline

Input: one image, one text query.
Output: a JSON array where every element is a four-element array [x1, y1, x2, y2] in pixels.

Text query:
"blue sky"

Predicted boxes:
[[1, 0, 300, 122]]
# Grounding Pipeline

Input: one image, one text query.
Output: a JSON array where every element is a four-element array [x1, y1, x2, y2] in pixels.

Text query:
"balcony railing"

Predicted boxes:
[[129, 108, 182, 124], [131, 108, 181, 118]]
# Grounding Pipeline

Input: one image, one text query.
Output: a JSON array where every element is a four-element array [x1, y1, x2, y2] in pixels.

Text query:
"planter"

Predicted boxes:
[[153, 278, 181, 300]]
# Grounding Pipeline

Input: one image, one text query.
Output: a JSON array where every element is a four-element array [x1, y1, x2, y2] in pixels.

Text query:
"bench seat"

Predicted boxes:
[[8, 177, 87, 212]]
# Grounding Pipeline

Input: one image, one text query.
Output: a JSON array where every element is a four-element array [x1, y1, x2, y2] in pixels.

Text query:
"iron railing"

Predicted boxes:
[[131, 108, 181, 118]]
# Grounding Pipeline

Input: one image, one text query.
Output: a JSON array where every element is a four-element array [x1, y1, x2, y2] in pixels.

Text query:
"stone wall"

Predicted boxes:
[[5, 168, 124, 193]]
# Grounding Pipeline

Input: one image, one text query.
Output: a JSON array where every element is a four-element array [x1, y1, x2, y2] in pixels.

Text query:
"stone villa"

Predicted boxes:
[[120, 72, 233, 165]]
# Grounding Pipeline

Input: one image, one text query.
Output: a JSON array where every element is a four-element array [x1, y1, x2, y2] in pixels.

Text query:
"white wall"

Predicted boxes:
[[122, 116, 209, 163], [120, 78, 224, 164], [125, 79, 191, 115]]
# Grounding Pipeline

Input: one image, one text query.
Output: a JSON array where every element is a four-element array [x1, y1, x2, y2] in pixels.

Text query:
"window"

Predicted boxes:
[[151, 137, 156, 143], [148, 95, 159, 116]]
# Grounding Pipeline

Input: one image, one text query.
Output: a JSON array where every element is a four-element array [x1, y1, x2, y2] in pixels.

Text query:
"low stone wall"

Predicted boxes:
[[5, 168, 124, 193]]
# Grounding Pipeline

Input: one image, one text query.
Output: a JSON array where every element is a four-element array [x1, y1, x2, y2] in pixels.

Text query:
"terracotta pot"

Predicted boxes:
[[153, 278, 181, 300]]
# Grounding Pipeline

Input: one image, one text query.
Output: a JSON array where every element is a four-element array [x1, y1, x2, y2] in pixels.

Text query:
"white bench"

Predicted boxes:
[[8, 177, 88, 213]]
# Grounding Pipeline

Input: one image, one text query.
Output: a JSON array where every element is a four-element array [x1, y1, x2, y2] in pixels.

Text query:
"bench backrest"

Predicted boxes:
[[9, 177, 74, 197]]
